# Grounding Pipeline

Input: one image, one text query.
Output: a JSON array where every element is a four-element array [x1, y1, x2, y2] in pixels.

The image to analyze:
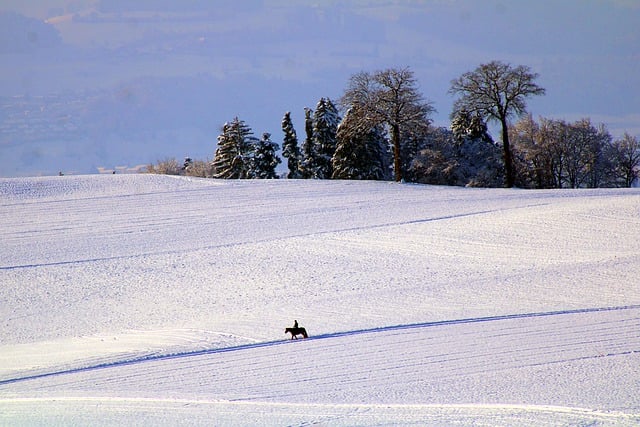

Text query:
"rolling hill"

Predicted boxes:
[[1, 175, 639, 425]]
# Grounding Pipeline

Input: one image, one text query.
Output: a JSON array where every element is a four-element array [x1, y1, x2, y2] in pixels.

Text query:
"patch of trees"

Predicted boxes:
[[147, 61, 639, 188], [511, 116, 640, 188], [212, 117, 280, 179]]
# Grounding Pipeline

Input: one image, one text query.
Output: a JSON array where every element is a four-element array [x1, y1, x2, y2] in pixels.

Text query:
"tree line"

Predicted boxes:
[[147, 60, 640, 188]]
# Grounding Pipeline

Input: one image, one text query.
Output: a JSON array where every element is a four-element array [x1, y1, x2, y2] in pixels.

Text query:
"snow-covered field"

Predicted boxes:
[[1, 174, 639, 426]]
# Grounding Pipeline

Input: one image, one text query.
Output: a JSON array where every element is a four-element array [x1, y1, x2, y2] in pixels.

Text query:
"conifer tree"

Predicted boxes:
[[451, 109, 493, 145], [252, 133, 281, 179], [299, 107, 317, 178], [212, 117, 256, 179], [312, 98, 340, 179], [449, 109, 503, 187], [332, 107, 389, 180], [281, 112, 302, 179]]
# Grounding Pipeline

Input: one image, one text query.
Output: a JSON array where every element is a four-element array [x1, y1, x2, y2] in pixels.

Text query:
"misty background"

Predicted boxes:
[[1, 0, 638, 176]]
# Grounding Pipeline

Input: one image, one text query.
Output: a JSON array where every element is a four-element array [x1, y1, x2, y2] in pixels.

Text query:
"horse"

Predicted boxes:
[[285, 327, 308, 339]]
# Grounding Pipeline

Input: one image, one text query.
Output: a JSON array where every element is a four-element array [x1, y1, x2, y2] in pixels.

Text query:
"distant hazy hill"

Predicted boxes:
[[0, 11, 61, 54]]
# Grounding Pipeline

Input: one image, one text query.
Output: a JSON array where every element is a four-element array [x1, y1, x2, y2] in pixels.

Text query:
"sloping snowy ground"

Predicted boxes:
[[1, 175, 639, 426]]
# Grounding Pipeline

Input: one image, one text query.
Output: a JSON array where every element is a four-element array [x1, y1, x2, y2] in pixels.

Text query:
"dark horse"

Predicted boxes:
[[285, 327, 308, 339]]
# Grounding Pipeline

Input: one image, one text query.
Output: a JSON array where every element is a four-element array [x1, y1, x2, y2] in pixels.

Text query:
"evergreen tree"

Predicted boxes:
[[281, 112, 302, 178], [312, 98, 340, 179], [299, 107, 316, 178], [449, 109, 503, 186], [451, 109, 493, 145], [212, 117, 256, 179], [212, 122, 236, 179], [252, 133, 281, 179], [409, 118, 503, 188], [332, 107, 389, 180], [400, 126, 431, 182], [409, 127, 459, 186]]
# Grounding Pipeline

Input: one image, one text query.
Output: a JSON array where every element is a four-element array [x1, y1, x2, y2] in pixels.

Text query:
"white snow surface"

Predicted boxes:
[[1, 174, 639, 426]]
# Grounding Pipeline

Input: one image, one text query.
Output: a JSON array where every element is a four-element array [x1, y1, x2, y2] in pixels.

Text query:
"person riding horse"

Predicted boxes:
[[285, 320, 308, 339]]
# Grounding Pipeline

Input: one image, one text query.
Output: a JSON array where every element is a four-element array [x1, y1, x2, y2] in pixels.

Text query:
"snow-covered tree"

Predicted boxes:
[[409, 121, 502, 188], [312, 98, 340, 179], [511, 115, 564, 188], [449, 109, 503, 187], [251, 133, 281, 179], [409, 128, 460, 185], [450, 61, 545, 187], [281, 112, 302, 179], [400, 125, 431, 182], [299, 107, 316, 179], [212, 117, 257, 179], [512, 116, 618, 189], [563, 119, 611, 189], [332, 107, 390, 180], [341, 68, 434, 182], [451, 109, 493, 145]]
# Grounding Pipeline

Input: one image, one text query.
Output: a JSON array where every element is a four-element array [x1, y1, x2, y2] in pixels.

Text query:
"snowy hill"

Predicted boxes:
[[1, 175, 639, 425]]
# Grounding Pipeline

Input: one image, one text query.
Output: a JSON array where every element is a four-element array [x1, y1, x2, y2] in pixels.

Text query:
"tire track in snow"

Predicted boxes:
[[1, 304, 638, 387]]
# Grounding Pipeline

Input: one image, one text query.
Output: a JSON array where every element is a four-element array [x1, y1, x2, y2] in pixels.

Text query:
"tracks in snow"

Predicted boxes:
[[0, 200, 547, 271], [1, 304, 639, 425], [1, 304, 638, 389]]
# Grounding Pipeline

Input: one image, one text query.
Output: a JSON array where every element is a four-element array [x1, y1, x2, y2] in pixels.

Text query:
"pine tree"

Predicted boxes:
[[451, 109, 493, 145], [212, 123, 236, 179], [312, 98, 340, 179], [332, 107, 389, 180], [447, 109, 502, 187], [281, 112, 302, 179], [212, 117, 256, 179], [252, 133, 281, 179], [299, 107, 316, 178]]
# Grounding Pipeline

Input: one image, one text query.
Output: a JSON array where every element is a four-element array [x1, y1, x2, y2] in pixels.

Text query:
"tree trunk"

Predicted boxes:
[[391, 124, 402, 182], [501, 117, 515, 187]]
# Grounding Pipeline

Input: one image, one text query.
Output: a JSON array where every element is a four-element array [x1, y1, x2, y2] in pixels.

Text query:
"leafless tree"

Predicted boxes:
[[341, 68, 434, 182], [450, 61, 545, 187], [610, 133, 640, 187]]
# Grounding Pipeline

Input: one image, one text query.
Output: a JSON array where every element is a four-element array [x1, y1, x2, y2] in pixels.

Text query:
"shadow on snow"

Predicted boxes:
[[1, 304, 639, 387]]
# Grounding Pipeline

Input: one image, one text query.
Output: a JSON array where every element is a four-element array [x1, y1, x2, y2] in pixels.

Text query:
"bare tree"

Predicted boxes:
[[450, 61, 545, 187], [511, 115, 565, 188], [513, 115, 619, 188], [341, 68, 434, 182], [146, 158, 181, 175], [610, 133, 640, 187]]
